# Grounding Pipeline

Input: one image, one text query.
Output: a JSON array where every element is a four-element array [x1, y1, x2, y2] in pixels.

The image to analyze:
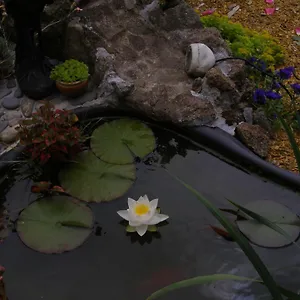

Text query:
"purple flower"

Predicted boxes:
[[277, 66, 295, 80], [291, 83, 300, 95], [265, 90, 282, 100], [253, 89, 266, 104], [272, 81, 281, 89]]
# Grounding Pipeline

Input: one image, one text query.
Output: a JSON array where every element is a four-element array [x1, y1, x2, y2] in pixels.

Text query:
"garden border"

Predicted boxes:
[[0, 105, 299, 191]]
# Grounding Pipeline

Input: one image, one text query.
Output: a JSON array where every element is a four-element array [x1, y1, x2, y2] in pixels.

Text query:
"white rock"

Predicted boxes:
[[185, 43, 216, 78], [0, 126, 19, 144]]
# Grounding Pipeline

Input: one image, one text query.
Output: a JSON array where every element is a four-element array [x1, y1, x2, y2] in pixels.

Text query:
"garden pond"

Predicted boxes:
[[0, 114, 300, 300]]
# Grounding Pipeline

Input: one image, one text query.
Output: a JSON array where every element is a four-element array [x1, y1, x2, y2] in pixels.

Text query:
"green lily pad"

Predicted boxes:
[[59, 151, 136, 202], [16, 196, 93, 254], [236, 200, 300, 248], [91, 119, 156, 164]]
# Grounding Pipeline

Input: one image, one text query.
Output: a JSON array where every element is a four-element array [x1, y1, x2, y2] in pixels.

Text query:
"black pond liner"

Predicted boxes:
[[0, 106, 299, 190], [74, 106, 300, 190], [1, 106, 300, 300]]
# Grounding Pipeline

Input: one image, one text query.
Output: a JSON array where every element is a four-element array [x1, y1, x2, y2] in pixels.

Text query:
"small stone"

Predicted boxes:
[[235, 122, 270, 158], [1, 95, 21, 110], [6, 78, 16, 89], [0, 89, 12, 100], [14, 87, 23, 98], [243, 107, 253, 124], [20, 97, 35, 118], [206, 67, 236, 91], [0, 126, 19, 144], [192, 77, 203, 93], [8, 118, 21, 127], [5, 110, 22, 121], [0, 121, 8, 133]]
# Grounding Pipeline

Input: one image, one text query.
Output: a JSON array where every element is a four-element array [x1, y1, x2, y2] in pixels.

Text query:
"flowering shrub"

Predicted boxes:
[[200, 14, 285, 69], [18, 102, 84, 165], [249, 57, 300, 129]]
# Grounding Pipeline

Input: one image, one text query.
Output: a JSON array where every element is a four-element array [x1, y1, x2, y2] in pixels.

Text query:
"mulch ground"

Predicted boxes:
[[186, 0, 300, 173]]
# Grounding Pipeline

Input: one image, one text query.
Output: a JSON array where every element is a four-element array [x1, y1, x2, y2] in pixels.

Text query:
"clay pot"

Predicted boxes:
[[56, 80, 88, 98]]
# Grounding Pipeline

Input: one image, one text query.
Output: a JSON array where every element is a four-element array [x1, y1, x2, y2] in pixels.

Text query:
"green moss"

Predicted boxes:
[[200, 14, 285, 68], [50, 59, 89, 83]]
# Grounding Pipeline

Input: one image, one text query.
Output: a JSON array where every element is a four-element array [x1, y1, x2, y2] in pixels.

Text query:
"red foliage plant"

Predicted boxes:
[[18, 102, 84, 165]]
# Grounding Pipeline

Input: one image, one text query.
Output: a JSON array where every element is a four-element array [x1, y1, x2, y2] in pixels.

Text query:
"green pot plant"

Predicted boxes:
[[50, 59, 89, 98]]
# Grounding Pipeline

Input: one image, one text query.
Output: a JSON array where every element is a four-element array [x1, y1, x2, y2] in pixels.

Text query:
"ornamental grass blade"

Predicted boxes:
[[279, 116, 300, 172], [166, 171, 283, 300], [146, 274, 260, 300], [227, 199, 300, 250]]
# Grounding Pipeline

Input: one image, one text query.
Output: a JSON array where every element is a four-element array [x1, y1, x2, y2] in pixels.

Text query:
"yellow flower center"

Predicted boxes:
[[134, 203, 150, 216]]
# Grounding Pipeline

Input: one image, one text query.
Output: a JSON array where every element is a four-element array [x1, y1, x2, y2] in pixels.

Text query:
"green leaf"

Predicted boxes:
[[147, 225, 158, 232], [147, 274, 261, 300], [90, 119, 156, 164], [166, 171, 283, 300], [59, 151, 136, 202], [16, 196, 93, 254], [229, 200, 300, 248], [126, 225, 136, 233]]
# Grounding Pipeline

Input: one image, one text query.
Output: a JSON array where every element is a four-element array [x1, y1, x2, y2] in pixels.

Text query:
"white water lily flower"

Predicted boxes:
[[117, 195, 169, 236]]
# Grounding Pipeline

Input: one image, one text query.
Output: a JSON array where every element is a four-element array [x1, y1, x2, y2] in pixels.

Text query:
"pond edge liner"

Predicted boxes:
[[0, 105, 299, 191]]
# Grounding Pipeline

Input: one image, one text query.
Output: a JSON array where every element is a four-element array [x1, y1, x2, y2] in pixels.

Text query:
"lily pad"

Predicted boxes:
[[16, 196, 93, 254], [236, 200, 300, 248], [91, 119, 156, 164], [59, 151, 135, 202]]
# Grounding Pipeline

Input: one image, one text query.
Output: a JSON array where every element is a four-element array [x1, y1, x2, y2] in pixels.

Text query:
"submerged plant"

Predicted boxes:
[[18, 102, 84, 165], [117, 195, 169, 236]]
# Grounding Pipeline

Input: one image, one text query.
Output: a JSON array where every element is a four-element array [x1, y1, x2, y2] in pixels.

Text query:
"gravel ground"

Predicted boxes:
[[186, 0, 300, 172]]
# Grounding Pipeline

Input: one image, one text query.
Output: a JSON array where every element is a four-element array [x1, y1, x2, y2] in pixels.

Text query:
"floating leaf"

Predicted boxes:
[[235, 200, 300, 248], [201, 8, 216, 16], [31, 181, 52, 193], [126, 225, 136, 233], [295, 27, 300, 35], [59, 151, 136, 202], [16, 196, 93, 254], [51, 186, 65, 193], [148, 225, 158, 232], [91, 119, 156, 164]]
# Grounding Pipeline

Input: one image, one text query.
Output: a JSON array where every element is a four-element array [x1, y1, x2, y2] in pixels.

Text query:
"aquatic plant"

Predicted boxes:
[[117, 195, 169, 236], [90, 118, 156, 164], [18, 102, 84, 165], [147, 174, 300, 300], [16, 196, 93, 254], [59, 151, 136, 202], [50, 59, 89, 83], [0, 265, 6, 300], [200, 14, 285, 68]]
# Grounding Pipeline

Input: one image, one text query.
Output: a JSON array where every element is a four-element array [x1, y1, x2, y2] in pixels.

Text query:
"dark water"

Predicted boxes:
[[1, 117, 300, 300]]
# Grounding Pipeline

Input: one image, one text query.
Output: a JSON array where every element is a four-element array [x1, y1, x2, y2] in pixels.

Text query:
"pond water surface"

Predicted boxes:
[[0, 117, 300, 300]]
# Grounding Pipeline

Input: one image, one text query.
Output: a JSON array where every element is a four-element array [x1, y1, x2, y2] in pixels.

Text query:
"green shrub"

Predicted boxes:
[[200, 14, 285, 69], [50, 59, 89, 83]]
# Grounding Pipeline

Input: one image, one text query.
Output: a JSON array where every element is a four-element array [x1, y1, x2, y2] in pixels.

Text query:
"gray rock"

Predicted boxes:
[[68, 90, 98, 106], [1, 95, 21, 110], [0, 126, 19, 144], [0, 121, 8, 133], [192, 77, 203, 93], [0, 89, 12, 100], [20, 97, 35, 118], [253, 108, 273, 135], [8, 118, 22, 127], [14, 87, 23, 98], [243, 107, 253, 124], [6, 78, 16, 89], [124, 0, 136, 10], [205, 67, 236, 92], [5, 110, 22, 121], [235, 122, 270, 158]]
